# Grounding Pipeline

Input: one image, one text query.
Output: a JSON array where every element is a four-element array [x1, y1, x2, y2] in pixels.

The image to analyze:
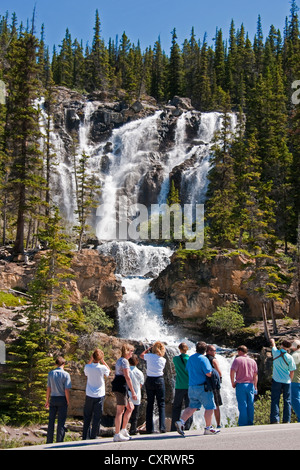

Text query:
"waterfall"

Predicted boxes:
[[49, 100, 239, 428], [97, 240, 238, 428], [96, 111, 162, 240]]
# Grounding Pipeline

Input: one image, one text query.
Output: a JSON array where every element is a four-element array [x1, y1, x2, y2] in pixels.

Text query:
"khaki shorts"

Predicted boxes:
[[114, 391, 128, 406]]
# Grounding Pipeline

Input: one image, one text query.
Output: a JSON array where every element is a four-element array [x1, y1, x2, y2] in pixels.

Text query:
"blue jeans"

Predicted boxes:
[[171, 389, 192, 431], [270, 379, 291, 424], [235, 383, 255, 426], [82, 395, 104, 439], [291, 382, 300, 422], [47, 396, 68, 443], [145, 376, 165, 433]]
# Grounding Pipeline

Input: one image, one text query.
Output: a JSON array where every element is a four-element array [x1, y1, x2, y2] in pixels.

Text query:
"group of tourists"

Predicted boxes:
[[45, 337, 300, 444]]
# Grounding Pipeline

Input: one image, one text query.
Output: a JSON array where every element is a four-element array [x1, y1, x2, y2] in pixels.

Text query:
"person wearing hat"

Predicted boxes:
[[291, 340, 300, 422]]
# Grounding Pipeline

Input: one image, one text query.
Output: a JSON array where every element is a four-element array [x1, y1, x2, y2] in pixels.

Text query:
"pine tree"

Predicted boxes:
[[142, 46, 154, 98], [0, 208, 86, 423], [28, 208, 77, 335], [73, 152, 101, 251], [182, 28, 200, 101], [168, 29, 183, 98], [167, 179, 180, 205], [206, 94, 238, 246], [254, 15, 264, 76], [0, 74, 9, 246], [151, 38, 167, 102], [72, 39, 85, 91], [225, 20, 237, 103], [1, 329, 53, 423], [214, 28, 226, 90], [233, 128, 276, 252], [5, 31, 46, 257], [57, 29, 73, 88], [247, 62, 292, 251], [195, 35, 213, 110], [290, 87, 300, 245], [87, 10, 110, 91], [117, 31, 131, 90]]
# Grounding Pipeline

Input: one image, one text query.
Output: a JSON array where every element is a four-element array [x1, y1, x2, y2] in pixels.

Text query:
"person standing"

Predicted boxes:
[[140, 341, 167, 434], [230, 345, 258, 427], [45, 356, 72, 444], [291, 340, 300, 422], [128, 354, 144, 435], [175, 341, 220, 436], [171, 342, 192, 432], [206, 345, 222, 428], [112, 343, 137, 442], [82, 348, 110, 440], [270, 338, 296, 424]]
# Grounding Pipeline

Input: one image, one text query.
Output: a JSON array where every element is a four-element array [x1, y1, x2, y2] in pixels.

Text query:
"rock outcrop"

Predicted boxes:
[[150, 250, 299, 325], [69, 250, 123, 315], [51, 86, 159, 145], [0, 249, 123, 320]]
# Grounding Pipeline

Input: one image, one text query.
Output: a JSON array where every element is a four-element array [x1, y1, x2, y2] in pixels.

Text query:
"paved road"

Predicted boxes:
[[11, 423, 300, 453]]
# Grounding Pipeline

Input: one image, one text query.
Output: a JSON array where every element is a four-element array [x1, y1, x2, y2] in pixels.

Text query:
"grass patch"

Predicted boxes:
[[0, 291, 27, 307]]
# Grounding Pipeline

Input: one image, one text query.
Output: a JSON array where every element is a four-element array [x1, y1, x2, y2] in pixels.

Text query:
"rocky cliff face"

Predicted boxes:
[[47, 87, 223, 229], [69, 250, 123, 315], [150, 250, 299, 325], [0, 249, 123, 329]]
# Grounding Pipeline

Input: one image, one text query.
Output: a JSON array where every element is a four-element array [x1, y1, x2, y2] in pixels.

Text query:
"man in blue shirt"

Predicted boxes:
[[46, 356, 72, 443], [270, 338, 296, 424], [175, 341, 220, 436]]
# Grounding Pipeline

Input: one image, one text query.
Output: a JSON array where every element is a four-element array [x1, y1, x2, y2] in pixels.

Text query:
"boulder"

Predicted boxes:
[[69, 250, 123, 314], [169, 96, 193, 111]]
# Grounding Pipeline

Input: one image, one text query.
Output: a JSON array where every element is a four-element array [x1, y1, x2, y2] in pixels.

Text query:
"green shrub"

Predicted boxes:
[[80, 297, 114, 333], [207, 303, 245, 336]]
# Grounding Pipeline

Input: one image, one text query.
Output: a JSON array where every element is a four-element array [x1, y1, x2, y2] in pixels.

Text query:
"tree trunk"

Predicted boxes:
[[270, 301, 278, 335], [262, 302, 270, 342], [297, 213, 300, 326], [13, 183, 26, 256]]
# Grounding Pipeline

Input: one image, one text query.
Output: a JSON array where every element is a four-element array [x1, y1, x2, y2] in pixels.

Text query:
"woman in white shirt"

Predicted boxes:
[[82, 349, 110, 440], [140, 341, 166, 433]]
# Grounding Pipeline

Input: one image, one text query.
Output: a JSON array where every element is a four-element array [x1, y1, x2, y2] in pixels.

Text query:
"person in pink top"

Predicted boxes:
[[230, 345, 258, 426]]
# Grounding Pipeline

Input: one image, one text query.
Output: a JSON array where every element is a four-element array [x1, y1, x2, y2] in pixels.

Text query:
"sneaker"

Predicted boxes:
[[120, 428, 132, 440], [175, 420, 185, 437], [204, 426, 220, 435], [113, 432, 129, 442]]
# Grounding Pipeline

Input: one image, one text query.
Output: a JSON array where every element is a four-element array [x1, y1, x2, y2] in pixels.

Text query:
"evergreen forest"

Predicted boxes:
[[0, 2, 299, 255]]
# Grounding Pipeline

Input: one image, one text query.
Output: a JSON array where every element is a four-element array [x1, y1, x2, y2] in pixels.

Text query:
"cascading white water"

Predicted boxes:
[[98, 241, 177, 343], [49, 101, 239, 428], [96, 111, 162, 240], [180, 112, 238, 206], [98, 239, 238, 428]]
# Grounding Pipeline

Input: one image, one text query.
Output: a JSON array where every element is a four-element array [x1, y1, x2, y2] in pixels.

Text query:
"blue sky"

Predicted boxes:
[[0, 0, 296, 52]]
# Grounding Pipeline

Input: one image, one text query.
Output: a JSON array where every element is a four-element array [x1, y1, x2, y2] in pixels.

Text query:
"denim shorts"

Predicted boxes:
[[188, 385, 216, 410]]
